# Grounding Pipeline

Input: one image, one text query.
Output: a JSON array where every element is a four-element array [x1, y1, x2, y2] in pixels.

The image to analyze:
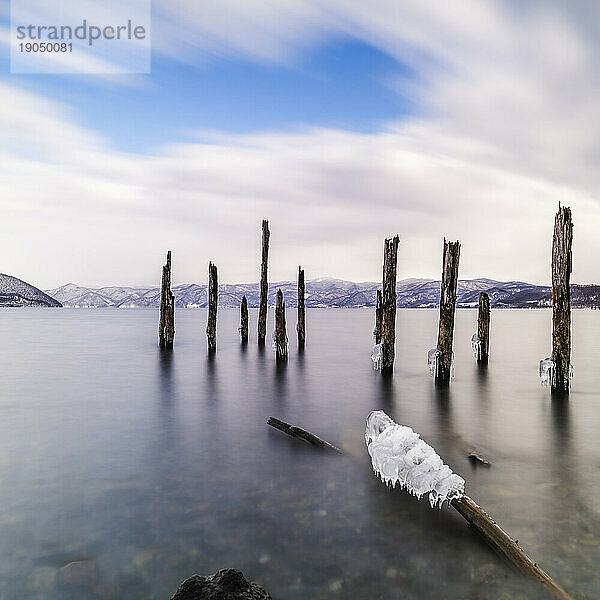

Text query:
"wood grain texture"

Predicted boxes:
[[206, 262, 218, 352], [452, 495, 573, 600], [240, 295, 248, 343], [381, 236, 399, 374], [297, 266, 306, 346], [158, 251, 175, 349], [436, 239, 460, 384], [552, 206, 573, 393], [274, 288, 288, 361], [477, 291, 490, 363], [258, 219, 270, 345]]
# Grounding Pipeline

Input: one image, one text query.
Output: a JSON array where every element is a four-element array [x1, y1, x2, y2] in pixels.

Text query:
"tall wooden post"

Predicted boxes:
[[374, 289, 383, 344], [552, 205, 573, 393], [258, 219, 270, 345], [476, 291, 490, 363], [158, 250, 175, 349], [240, 295, 249, 343], [274, 288, 288, 361], [297, 266, 306, 346], [436, 239, 461, 385], [381, 236, 399, 374], [206, 262, 218, 352]]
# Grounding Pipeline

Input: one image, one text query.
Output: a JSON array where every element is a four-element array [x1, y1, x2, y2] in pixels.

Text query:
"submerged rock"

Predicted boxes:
[[170, 569, 271, 600]]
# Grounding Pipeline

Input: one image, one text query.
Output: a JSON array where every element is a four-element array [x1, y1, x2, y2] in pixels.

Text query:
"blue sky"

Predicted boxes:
[[7, 39, 413, 153], [3, 1, 600, 288]]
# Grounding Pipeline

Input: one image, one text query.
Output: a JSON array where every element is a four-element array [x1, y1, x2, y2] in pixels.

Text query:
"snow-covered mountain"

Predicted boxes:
[[44, 277, 600, 309], [0, 274, 62, 307]]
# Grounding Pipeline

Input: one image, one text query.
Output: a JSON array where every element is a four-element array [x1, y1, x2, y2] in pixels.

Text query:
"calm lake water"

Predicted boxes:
[[0, 308, 599, 600]]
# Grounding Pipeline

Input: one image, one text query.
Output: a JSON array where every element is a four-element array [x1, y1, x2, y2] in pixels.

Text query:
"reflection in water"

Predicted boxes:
[[0, 308, 598, 600], [431, 383, 452, 433], [377, 373, 396, 412]]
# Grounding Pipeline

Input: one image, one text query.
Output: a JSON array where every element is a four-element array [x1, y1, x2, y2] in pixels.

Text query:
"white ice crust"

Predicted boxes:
[[371, 344, 382, 370], [471, 333, 482, 360], [365, 410, 465, 508]]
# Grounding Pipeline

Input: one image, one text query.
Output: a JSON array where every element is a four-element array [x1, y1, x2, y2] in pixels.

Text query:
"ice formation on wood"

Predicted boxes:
[[427, 348, 441, 377], [371, 344, 382, 370], [365, 410, 465, 508], [471, 334, 482, 360], [539, 357, 573, 387]]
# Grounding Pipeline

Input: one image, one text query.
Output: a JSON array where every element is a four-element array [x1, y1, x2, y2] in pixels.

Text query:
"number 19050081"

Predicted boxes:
[[19, 42, 72, 52]]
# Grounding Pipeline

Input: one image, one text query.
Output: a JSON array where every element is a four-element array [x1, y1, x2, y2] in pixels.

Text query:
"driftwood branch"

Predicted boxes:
[[451, 495, 574, 600], [267, 417, 343, 453]]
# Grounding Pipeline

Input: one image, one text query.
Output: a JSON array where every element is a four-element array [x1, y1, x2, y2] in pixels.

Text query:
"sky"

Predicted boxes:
[[2, 0, 600, 288]]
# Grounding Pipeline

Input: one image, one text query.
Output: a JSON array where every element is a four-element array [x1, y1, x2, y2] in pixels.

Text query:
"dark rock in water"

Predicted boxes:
[[170, 569, 271, 600]]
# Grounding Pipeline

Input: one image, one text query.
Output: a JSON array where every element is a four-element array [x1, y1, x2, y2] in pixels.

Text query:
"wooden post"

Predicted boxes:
[[436, 239, 461, 385], [274, 288, 288, 361], [258, 219, 270, 345], [296, 266, 306, 346], [240, 295, 248, 343], [552, 205, 573, 393], [476, 291, 490, 363], [381, 236, 399, 374], [206, 262, 218, 352], [158, 251, 175, 349], [374, 289, 383, 344]]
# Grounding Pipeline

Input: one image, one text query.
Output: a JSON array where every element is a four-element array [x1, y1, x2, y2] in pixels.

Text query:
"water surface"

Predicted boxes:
[[0, 308, 598, 599]]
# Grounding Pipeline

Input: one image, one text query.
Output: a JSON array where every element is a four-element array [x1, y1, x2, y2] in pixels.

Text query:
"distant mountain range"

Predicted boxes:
[[0, 274, 62, 307], [43, 277, 600, 309]]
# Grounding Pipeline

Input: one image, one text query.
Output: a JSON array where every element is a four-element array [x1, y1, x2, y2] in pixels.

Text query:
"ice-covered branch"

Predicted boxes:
[[365, 411, 464, 508]]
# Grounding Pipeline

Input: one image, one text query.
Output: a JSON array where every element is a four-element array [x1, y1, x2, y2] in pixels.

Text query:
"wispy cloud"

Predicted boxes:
[[3, 1, 600, 287]]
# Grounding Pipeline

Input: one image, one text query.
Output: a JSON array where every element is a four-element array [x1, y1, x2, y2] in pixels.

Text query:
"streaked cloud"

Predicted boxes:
[[3, 1, 600, 288]]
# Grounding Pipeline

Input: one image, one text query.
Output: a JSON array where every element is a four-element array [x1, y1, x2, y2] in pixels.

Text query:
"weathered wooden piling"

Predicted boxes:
[[374, 289, 383, 345], [476, 291, 490, 363], [274, 288, 288, 361], [206, 262, 218, 352], [435, 239, 461, 385], [381, 236, 399, 374], [551, 205, 573, 393], [258, 219, 270, 345], [240, 295, 249, 343], [297, 266, 306, 346], [158, 251, 175, 349]]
